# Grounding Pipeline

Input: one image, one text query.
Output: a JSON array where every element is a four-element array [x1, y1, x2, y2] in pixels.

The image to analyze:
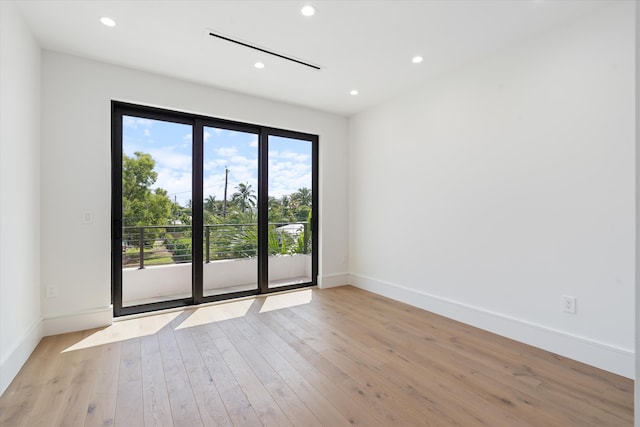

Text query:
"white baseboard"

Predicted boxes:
[[43, 306, 113, 336], [350, 273, 635, 379], [0, 319, 43, 396], [318, 273, 349, 289]]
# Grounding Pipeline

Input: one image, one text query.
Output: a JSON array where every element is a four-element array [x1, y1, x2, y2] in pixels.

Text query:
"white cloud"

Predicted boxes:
[[203, 173, 227, 199], [204, 159, 227, 171], [154, 167, 192, 205], [123, 116, 153, 129], [267, 156, 312, 198], [269, 149, 309, 163], [230, 155, 257, 167], [214, 146, 238, 157], [148, 147, 191, 171]]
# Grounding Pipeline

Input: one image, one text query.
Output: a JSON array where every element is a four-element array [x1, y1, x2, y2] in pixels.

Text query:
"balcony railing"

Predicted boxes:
[[122, 222, 310, 269]]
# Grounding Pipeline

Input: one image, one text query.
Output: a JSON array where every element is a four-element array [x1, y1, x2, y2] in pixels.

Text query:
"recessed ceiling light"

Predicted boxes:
[[301, 5, 316, 17], [412, 56, 424, 64], [254, 62, 265, 69], [100, 17, 116, 27], [350, 90, 359, 96]]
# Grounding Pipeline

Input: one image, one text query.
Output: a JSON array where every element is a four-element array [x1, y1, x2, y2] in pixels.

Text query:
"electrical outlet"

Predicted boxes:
[[82, 210, 93, 224], [562, 295, 576, 314], [46, 285, 59, 298]]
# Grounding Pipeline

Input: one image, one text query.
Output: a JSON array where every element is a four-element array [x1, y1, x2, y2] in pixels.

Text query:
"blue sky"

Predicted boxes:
[[123, 116, 311, 207]]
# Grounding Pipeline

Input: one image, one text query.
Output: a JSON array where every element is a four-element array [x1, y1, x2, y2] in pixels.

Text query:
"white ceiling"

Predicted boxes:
[[15, 0, 612, 116]]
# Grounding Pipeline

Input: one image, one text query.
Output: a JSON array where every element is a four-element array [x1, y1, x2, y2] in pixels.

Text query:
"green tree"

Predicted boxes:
[[122, 152, 172, 227], [276, 194, 294, 221], [204, 195, 218, 215], [231, 182, 257, 214], [267, 196, 284, 222], [291, 187, 312, 207], [172, 201, 192, 225], [291, 187, 312, 221]]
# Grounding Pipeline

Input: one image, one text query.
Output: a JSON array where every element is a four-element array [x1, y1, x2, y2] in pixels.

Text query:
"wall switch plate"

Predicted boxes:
[[46, 285, 59, 298], [562, 295, 576, 314]]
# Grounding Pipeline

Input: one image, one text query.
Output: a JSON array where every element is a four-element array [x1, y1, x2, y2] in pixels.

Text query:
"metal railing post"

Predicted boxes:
[[139, 227, 145, 269], [303, 222, 308, 254], [205, 226, 210, 263]]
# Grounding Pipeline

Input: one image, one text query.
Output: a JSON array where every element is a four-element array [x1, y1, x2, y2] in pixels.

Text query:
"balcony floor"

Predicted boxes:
[[124, 276, 311, 307]]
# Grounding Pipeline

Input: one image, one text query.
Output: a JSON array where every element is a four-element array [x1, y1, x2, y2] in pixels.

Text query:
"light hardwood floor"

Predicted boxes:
[[0, 286, 634, 426]]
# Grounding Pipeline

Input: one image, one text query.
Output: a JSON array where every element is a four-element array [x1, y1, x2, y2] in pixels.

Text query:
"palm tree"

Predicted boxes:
[[267, 196, 280, 213], [231, 182, 257, 214], [280, 194, 292, 216], [291, 187, 312, 207], [204, 195, 217, 214]]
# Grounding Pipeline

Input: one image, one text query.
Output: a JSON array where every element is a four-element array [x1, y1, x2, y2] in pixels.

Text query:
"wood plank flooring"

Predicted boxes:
[[0, 286, 634, 426]]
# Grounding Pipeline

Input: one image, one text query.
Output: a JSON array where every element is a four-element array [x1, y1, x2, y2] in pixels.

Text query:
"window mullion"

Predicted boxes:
[[192, 121, 204, 304]]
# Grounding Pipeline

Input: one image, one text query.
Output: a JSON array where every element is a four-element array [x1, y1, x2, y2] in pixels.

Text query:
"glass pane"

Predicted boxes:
[[121, 116, 192, 307], [267, 136, 313, 289], [203, 127, 259, 296]]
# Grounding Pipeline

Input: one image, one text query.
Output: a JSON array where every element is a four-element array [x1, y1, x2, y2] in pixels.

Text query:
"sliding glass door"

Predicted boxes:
[[112, 102, 318, 316], [202, 126, 259, 297], [267, 135, 315, 289], [118, 114, 194, 309]]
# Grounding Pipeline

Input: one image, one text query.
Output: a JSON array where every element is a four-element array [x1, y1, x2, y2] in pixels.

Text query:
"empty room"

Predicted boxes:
[[1, 0, 638, 426]]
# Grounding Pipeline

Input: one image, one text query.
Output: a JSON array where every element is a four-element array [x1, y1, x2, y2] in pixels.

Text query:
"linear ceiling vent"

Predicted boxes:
[[208, 31, 321, 70]]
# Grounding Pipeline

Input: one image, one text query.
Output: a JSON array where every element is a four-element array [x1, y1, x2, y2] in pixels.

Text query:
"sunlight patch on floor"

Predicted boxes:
[[63, 289, 314, 351], [62, 311, 182, 352], [175, 298, 256, 329], [259, 289, 312, 313]]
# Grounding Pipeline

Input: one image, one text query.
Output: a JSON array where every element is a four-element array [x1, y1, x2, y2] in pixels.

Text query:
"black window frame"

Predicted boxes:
[[111, 101, 318, 317]]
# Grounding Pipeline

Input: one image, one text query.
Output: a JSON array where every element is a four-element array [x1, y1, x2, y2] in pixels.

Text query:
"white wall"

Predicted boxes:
[[0, 1, 42, 394], [122, 255, 311, 305], [349, 2, 635, 377], [40, 52, 349, 333]]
